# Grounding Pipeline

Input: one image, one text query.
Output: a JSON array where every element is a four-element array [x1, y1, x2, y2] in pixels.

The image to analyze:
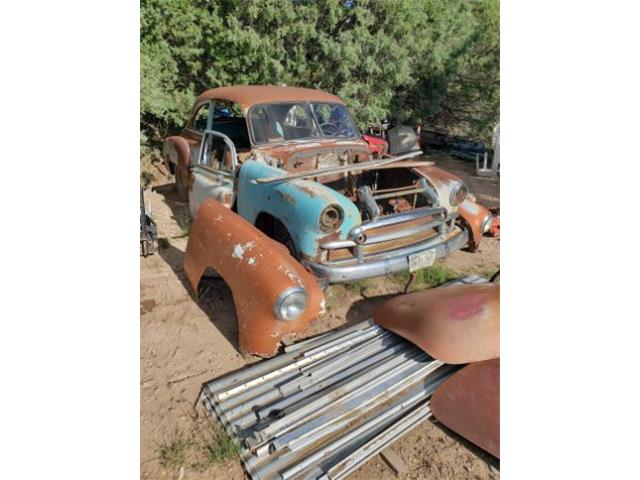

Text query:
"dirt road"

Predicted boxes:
[[140, 156, 499, 479]]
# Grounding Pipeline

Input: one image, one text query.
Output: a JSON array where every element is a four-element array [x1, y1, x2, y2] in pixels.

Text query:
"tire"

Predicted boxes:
[[175, 164, 189, 202]]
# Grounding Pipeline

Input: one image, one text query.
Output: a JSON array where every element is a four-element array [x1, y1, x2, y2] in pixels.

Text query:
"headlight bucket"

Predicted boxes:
[[450, 183, 468, 207], [319, 205, 344, 232], [274, 287, 308, 321]]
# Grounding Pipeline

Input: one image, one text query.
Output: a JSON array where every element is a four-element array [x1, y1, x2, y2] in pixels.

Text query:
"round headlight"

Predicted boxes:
[[481, 213, 493, 233], [450, 183, 468, 206], [274, 287, 308, 321], [319, 205, 344, 232]]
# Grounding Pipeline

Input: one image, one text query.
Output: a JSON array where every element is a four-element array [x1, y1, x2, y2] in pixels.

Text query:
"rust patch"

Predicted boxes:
[[372, 284, 499, 364], [458, 199, 491, 251], [184, 199, 324, 356], [431, 359, 500, 459], [277, 190, 297, 205]]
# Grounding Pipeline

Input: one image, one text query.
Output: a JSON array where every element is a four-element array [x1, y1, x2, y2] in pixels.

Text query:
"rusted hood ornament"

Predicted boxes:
[[372, 283, 499, 364]]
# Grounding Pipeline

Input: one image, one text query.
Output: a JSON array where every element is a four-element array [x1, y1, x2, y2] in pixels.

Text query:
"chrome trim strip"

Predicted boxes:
[[198, 129, 239, 169], [349, 206, 446, 237], [322, 217, 444, 249]]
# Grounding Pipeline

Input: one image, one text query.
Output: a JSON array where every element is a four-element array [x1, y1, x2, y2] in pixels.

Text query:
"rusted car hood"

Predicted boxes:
[[431, 358, 500, 458], [372, 284, 499, 364], [253, 139, 370, 166]]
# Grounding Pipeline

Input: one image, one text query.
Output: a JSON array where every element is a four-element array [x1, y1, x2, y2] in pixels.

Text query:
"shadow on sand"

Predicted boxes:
[[157, 239, 241, 354]]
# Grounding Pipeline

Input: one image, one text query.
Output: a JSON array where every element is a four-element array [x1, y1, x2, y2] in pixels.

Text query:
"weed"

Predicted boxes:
[[344, 279, 370, 296], [415, 264, 459, 287], [140, 170, 154, 189], [204, 432, 239, 465], [158, 436, 193, 469], [158, 237, 170, 249], [391, 264, 460, 291]]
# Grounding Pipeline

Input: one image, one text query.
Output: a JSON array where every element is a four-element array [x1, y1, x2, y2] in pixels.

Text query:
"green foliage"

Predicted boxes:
[[140, 0, 499, 152], [344, 278, 370, 296], [204, 432, 240, 465]]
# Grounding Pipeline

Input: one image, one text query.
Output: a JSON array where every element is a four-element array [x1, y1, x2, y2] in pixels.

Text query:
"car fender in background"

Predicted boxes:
[[183, 199, 324, 356], [458, 199, 493, 251]]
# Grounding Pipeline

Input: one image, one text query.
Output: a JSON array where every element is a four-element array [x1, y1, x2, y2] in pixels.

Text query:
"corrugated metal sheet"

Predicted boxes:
[[200, 276, 488, 479]]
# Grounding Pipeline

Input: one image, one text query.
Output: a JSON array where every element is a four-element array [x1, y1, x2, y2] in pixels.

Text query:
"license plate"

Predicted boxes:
[[409, 250, 436, 272]]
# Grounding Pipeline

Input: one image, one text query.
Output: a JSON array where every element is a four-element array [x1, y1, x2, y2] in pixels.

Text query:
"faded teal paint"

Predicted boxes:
[[237, 160, 361, 258]]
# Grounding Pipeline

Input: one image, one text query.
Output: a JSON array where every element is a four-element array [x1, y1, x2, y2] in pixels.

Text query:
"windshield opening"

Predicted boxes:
[[249, 102, 358, 144]]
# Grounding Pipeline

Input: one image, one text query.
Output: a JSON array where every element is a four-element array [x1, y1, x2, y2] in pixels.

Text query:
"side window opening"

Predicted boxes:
[[191, 103, 211, 132], [200, 134, 236, 173], [211, 100, 251, 149]]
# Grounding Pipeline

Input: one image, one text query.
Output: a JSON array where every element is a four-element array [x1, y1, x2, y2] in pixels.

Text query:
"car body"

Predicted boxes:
[[164, 85, 491, 284]]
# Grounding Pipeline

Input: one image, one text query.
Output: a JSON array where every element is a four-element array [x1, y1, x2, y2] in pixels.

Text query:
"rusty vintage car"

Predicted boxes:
[[165, 85, 491, 285]]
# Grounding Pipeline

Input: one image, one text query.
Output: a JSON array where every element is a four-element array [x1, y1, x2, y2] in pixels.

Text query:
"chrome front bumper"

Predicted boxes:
[[305, 227, 468, 283]]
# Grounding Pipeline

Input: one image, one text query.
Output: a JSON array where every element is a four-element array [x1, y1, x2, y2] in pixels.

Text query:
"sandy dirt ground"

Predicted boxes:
[[140, 155, 499, 479]]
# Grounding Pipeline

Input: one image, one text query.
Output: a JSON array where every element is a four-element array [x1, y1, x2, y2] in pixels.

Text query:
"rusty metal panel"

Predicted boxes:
[[431, 359, 500, 459], [372, 284, 499, 364], [458, 199, 492, 250], [183, 198, 324, 356], [196, 85, 346, 111]]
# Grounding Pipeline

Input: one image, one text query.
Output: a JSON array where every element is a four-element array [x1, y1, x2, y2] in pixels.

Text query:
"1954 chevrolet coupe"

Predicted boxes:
[[164, 85, 492, 285]]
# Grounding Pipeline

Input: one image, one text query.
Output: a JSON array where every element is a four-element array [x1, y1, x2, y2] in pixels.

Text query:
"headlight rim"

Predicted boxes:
[[274, 286, 309, 322], [319, 204, 344, 232], [449, 182, 468, 207]]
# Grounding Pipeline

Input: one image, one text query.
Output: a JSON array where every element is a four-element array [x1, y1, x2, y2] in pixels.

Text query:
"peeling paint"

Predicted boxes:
[[232, 241, 256, 260]]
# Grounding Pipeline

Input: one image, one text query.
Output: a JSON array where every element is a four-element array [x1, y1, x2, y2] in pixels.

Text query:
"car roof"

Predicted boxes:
[[196, 85, 345, 111]]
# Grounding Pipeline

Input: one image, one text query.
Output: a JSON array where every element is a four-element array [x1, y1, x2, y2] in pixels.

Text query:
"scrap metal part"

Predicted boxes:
[[184, 198, 324, 356], [431, 358, 500, 459], [372, 283, 499, 364], [140, 187, 157, 257], [200, 276, 489, 479]]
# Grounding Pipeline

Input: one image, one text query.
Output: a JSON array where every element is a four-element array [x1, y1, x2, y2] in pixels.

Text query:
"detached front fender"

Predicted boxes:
[[184, 199, 324, 356]]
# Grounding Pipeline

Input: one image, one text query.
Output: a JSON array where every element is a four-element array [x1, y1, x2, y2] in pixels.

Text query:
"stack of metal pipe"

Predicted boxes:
[[201, 276, 487, 479]]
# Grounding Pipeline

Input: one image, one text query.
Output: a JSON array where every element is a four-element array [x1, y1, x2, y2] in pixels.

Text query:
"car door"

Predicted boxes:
[[189, 128, 239, 218]]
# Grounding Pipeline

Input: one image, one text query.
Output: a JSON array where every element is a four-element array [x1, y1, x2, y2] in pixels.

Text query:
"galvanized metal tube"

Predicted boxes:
[[301, 325, 383, 358], [277, 388, 434, 479], [227, 341, 402, 430], [248, 385, 423, 480], [216, 369, 301, 416], [204, 321, 375, 396], [323, 403, 433, 480], [251, 352, 431, 443], [273, 379, 431, 455], [216, 335, 376, 402], [242, 342, 414, 430], [271, 361, 447, 454]]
